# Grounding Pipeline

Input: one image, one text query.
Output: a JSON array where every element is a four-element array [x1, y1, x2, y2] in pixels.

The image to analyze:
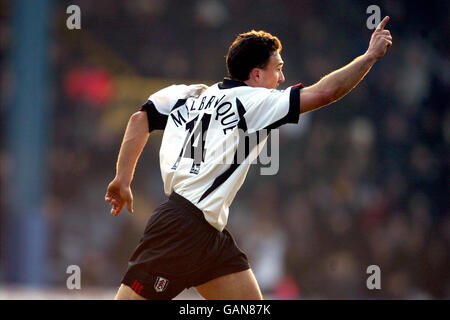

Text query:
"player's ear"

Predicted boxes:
[[249, 68, 261, 82]]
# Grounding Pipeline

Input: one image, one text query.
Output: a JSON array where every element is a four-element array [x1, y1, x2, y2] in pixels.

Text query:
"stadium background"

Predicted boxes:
[[0, 0, 448, 299]]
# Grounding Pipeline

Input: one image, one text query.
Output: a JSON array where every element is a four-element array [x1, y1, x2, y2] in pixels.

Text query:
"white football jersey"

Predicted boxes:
[[141, 79, 303, 231]]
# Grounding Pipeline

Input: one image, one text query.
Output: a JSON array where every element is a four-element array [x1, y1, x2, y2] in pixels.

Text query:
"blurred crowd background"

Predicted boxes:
[[0, 0, 449, 299]]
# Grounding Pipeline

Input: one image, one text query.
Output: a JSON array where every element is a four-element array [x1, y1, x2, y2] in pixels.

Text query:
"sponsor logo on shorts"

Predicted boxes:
[[154, 276, 169, 292]]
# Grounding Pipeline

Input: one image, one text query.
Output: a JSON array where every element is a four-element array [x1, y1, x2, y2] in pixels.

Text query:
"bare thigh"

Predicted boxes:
[[114, 284, 147, 300], [195, 269, 263, 300]]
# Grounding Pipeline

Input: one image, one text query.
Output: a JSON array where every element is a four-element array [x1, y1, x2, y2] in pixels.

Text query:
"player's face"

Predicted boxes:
[[259, 51, 285, 89]]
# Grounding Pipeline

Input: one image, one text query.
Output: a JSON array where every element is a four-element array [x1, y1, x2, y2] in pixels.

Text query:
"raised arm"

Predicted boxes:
[[300, 16, 392, 114], [105, 111, 150, 216]]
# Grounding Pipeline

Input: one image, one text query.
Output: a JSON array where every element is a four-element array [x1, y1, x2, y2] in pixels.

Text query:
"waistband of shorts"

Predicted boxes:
[[169, 192, 213, 229]]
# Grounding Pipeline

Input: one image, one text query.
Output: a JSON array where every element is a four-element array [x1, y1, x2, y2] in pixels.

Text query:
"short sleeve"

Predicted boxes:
[[140, 84, 208, 132], [239, 83, 304, 133], [140, 101, 168, 132]]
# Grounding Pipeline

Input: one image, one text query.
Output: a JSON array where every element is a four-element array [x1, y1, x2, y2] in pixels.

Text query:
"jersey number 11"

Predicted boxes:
[[171, 113, 212, 174]]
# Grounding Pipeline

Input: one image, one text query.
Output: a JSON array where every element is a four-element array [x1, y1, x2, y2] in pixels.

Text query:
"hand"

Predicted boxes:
[[105, 178, 134, 216], [366, 16, 393, 60]]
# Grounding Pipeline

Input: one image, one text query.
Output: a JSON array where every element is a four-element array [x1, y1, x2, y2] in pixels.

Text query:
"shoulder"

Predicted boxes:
[[233, 87, 288, 103], [150, 83, 209, 100]]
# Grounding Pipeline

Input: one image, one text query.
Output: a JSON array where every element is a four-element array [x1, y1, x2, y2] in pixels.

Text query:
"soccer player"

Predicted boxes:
[[105, 17, 392, 300]]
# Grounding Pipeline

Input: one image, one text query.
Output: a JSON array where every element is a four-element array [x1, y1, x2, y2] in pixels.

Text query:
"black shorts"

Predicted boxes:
[[120, 192, 250, 299]]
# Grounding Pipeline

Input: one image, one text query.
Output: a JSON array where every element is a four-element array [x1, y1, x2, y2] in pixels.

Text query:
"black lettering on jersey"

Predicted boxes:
[[202, 96, 216, 110], [188, 100, 196, 112], [215, 102, 232, 120], [219, 97, 245, 134], [221, 113, 237, 126], [197, 96, 207, 110], [171, 109, 187, 127], [213, 95, 226, 109]]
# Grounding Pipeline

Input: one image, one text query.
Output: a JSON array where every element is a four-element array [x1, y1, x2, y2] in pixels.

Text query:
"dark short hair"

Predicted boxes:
[[226, 30, 282, 81]]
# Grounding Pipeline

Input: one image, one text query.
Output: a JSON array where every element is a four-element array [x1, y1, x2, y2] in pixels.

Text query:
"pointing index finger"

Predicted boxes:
[[376, 16, 390, 31]]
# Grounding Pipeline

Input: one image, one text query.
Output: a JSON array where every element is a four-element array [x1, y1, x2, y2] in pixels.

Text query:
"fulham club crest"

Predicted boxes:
[[154, 276, 169, 292]]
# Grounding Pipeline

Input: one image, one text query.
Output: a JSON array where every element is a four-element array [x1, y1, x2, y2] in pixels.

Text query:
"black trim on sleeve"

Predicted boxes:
[[140, 101, 169, 132], [264, 83, 303, 130]]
